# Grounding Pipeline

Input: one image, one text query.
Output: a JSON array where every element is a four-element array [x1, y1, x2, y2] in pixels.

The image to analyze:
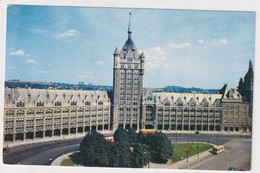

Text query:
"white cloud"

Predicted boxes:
[[168, 42, 192, 49], [26, 59, 37, 64], [219, 38, 228, 45], [55, 29, 80, 38], [95, 61, 105, 65], [10, 49, 30, 57], [37, 70, 48, 74], [198, 40, 205, 44], [144, 46, 168, 70], [198, 38, 228, 46], [79, 74, 88, 78]]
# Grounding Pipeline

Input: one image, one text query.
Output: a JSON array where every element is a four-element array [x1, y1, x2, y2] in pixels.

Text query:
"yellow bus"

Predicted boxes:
[[212, 145, 225, 154]]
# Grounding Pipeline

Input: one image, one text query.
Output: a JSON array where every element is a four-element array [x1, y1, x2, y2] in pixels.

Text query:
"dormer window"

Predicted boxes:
[[36, 101, 44, 107], [16, 101, 25, 107], [85, 101, 91, 106], [71, 101, 77, 106], [54, 101, 62, 107]]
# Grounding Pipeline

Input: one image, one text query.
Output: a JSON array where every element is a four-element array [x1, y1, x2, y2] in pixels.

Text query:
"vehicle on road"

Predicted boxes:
[[3, 147, 9, 153], [212, 145, 225, 154]]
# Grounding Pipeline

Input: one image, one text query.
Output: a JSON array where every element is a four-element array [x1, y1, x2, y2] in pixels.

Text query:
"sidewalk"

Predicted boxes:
[[146, 148, 214, 169], [161, 130, 252, 136]]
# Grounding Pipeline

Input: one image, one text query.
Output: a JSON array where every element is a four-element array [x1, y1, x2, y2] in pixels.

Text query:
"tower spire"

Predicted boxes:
[[128, 12, 132, 40], [249, 59, 252, 68]]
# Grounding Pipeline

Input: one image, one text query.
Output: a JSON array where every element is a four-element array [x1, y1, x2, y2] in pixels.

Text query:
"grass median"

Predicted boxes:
[[172, 142, 213, 163]]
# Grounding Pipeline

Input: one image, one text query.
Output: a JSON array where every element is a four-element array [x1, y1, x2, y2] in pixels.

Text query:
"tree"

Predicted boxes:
[[127, 127, 137, 145], [131, 143, 150, 168], [137, 131, 146, 144], [113, 126, 129, 143], [150, 132, 174, 163], [80, 131, 112, 167], [111, 140, 132, 167]]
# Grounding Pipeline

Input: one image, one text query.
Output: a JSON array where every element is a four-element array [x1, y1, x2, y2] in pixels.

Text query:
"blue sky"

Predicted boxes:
[[5, 6, 255, 89]]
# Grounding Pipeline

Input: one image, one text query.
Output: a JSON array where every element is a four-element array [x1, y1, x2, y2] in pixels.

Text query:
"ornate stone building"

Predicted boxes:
[[3, 88, 111, 141], [112, 14, 145, 130], [141, 86, 250, 132]]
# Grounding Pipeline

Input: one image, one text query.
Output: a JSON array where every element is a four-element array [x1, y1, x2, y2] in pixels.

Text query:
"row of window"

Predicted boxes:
[[15, 100, 108, 108]]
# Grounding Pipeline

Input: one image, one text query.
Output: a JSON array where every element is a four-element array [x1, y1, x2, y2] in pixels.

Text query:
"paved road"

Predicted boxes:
[[167, 133, 251, 145], [3, 138, 82, 165], [3, 133, 251, 166], [180, 138, 252, 171]]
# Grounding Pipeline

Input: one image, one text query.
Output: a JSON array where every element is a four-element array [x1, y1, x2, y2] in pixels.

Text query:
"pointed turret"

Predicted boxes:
[[114, 47, 119, 55]]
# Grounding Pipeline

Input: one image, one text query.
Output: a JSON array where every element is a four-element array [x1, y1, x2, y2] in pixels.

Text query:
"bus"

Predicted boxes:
[[139, 129, 157, 135], [105, 136, 115, 143], [212, 145, 225, 154]]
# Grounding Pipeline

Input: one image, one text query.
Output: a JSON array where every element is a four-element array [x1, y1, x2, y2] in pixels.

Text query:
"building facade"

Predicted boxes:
[[3, 88, 111, 141]]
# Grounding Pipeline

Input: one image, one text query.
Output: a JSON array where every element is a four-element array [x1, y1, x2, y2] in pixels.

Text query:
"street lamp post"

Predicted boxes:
[[217, 133, 219, 145], [197, 145, 199, 158], [185, 148, 189, 163], [176, 128, 177, 142]]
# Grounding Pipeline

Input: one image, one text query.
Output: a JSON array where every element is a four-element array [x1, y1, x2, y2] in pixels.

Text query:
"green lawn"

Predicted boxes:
[[60, 158, 77, 166], [60, 152, 82, 166], [60, 143, 213, 166], [172, 142, 213, 162]]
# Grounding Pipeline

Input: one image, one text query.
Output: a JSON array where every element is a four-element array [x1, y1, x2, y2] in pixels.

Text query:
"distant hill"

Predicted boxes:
[[5, 80, 113, 91], [163, 85, 219, 94], [5, 80, 218, 94]]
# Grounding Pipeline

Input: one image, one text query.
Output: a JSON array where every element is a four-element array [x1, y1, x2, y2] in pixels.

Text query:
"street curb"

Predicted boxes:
[[51, 151, 79, 166]]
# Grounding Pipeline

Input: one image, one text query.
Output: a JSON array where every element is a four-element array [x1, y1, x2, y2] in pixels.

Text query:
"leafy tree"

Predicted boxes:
[[151, 132, 174, 163], [145, 134, 154, 148], [137, 131, 146, 144], [80, 131, 112, 167], [131, 143, 150, 168], [111, 140, 132, 167], [113, 126, 129, 143], [127, 127, 138, 145]]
